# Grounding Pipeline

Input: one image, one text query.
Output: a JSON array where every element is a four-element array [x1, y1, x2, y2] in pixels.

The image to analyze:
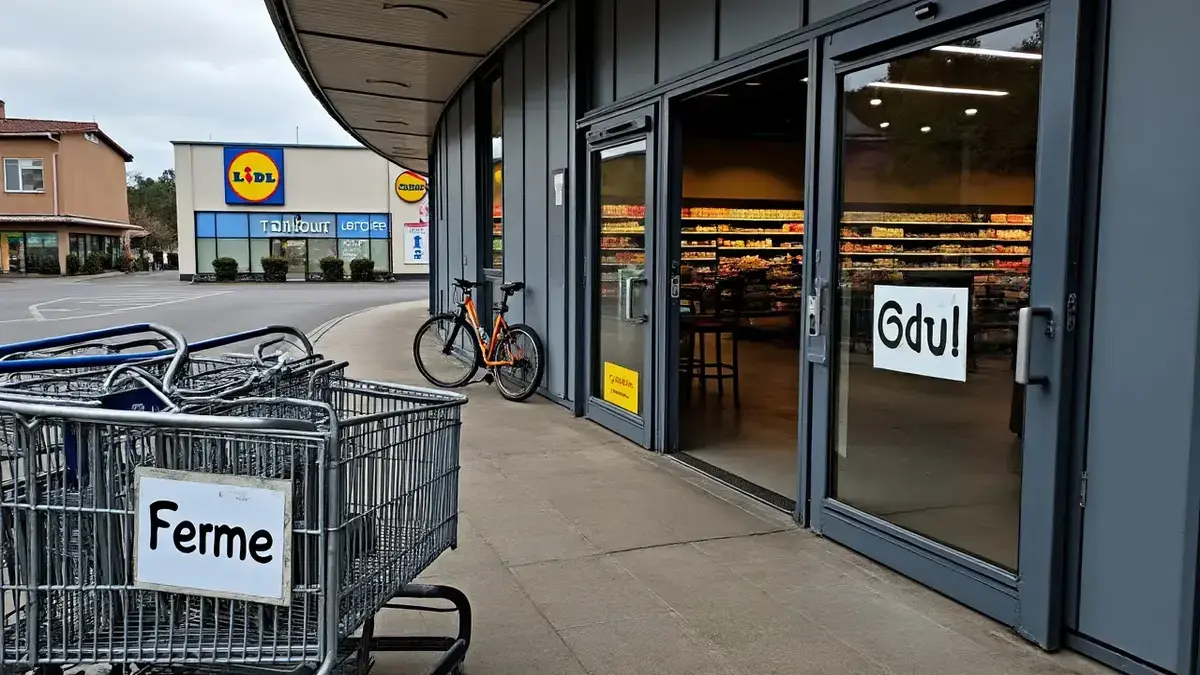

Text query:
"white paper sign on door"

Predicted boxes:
[[872, 285, 969, 382], [134, 467, 293, 605]]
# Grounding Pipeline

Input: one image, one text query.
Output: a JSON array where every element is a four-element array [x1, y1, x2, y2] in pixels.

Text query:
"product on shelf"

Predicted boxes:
[[600, 236, 641, 249], [682, 207, 805, 220], [600, 252, 645, 265], [845, 211, 974, 223], [601, 204, 646, 218], [601, 221, 644, 233], [870, 226, 905, 238]]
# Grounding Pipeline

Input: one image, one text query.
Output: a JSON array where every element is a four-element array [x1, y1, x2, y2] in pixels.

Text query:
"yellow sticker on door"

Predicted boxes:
[[603, 362, 639, 415]]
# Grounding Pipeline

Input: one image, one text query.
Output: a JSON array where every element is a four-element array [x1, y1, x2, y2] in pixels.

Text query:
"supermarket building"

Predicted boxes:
[[270, 0, 1200, 673], [173, 142, 429, 281]]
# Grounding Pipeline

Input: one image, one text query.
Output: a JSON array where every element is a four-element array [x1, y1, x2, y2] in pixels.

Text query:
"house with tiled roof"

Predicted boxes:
[[0, 100, 141, 274]]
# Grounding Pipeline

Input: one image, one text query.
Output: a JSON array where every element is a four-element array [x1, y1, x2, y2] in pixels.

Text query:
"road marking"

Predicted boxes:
[[1, 291, 232, 324]]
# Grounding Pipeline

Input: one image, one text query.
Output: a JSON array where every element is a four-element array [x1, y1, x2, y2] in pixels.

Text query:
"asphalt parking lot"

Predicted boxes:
[[0, 272, 426, 347]]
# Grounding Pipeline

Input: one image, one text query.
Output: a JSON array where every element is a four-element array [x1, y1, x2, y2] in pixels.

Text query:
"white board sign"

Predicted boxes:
[[873, 285, 969, 382], [134, 467, 293, 605], [403, 222, 428, 264]]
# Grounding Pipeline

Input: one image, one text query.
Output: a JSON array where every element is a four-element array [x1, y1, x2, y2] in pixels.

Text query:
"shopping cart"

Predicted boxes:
[[0, 330, 472, 675]]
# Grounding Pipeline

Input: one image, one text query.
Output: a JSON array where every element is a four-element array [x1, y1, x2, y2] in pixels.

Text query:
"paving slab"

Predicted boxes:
[[315, 302, 1114, 675]]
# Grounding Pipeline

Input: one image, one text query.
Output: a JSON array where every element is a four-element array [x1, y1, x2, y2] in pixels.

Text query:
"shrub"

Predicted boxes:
[[36, 256, 61, 275], [319, 256, 345, 282], [65, 254, 81, 276], [260, 256, 289, 282], [349, 257, 375, 282], [212, 256, 239, 281], [82, 252, 106, 275], [134, 256, 150, 272]]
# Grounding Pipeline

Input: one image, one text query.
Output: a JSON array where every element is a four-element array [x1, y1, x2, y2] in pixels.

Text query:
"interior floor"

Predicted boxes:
[[679, 334, 1021, 570]]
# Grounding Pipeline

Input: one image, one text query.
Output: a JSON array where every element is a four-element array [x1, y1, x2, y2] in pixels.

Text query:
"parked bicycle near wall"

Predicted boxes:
[[413, 278, 545, 401]]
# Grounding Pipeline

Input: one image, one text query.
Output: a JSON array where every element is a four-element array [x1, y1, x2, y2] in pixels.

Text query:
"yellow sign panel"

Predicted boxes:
[[602, 362, 639, 415], [394, 170, 428, 203]]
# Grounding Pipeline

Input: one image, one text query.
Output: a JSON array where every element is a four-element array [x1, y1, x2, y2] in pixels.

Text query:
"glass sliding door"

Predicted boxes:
[[807, 5, 1083, 640], [585, 109, 656, 446]]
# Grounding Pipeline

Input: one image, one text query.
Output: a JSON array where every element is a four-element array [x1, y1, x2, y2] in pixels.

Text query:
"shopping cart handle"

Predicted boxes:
[[0, 323, 185, 358], [189, 325, 314, 356]]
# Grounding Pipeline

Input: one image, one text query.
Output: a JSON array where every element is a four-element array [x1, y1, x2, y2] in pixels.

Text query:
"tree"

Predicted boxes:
[[127, 169, 177, 252]]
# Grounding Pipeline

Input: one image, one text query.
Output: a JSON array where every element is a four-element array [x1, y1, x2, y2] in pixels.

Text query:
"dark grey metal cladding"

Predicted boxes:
[[460, 80, 479, 296], [1074, 0, 1200, 670], [523, 18, 551, 374], [657, 0, 717, 81], [503, 44, 526, 322], [594, 0, 616, 107], [807, 0, 865, 24], [547, 1, 573, 401], [446, 100, 465, 298], [719, 0, 803, 57], [615, 0, 657, 97]]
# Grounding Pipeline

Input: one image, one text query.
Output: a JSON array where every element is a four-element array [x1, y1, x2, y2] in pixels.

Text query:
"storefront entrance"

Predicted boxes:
[[804, 4, 1084, 644], [271, 239, 307, 280], [583, 107, 657, 446]]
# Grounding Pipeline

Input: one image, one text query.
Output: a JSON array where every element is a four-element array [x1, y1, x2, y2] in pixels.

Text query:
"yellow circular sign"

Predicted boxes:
[[395, 170, 428, 203], [226, 150, 282, 203]]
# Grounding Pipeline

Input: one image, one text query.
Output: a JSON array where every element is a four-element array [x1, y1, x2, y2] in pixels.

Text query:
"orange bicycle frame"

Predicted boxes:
[[461, 295, 514, 367]]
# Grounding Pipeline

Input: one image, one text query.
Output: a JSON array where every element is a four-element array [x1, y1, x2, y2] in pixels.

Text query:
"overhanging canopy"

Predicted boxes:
[[266, 0, 545, 175]]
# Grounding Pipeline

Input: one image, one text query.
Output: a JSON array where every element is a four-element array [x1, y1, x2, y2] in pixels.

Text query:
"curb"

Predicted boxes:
[[307, 300, 427, 345]]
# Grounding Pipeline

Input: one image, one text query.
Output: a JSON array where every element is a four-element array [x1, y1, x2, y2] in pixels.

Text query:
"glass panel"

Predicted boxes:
[[370, 240, 391, 271], [592, 139, 648, 415], [196, 239, 217, 273], [338, 239, 369, 262], [3, 160, 19, 192], [831, 19, 1043, 572], [249, 239, 270, 273], [491, 77, 504, 269], [272, 239, 308, 277], [1, 232, 24, 273], [23, 160, 43, 192], [25, 232, 58, 272], [217, 238, 250, 273], [309, 239, 337, 273]]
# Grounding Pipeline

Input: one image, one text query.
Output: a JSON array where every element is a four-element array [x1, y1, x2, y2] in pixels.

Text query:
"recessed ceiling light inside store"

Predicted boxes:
[[870, 98, 882, 106], [868, 82, 1009, 96]]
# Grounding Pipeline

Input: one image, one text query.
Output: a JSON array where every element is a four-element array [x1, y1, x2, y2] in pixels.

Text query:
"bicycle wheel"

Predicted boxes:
[[492, 323, 545, 402], [413, 313, 480, 388]]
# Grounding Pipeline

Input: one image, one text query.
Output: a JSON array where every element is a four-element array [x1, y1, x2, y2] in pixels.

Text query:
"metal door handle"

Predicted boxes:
[[807, 277, 826, 337], [1016, 306, 1053, 385], [623, 276, 648, 323]]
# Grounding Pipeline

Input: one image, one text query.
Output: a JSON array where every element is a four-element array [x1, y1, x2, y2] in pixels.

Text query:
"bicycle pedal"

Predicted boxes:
[[482, 373, 495, 385]]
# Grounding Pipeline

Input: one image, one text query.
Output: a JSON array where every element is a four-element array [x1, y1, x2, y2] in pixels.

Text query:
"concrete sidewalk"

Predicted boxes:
[[314, 302, 1111, 675]]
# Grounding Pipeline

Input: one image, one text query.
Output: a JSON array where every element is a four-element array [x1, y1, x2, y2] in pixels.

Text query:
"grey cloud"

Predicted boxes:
[[0, 0, 358, 174]]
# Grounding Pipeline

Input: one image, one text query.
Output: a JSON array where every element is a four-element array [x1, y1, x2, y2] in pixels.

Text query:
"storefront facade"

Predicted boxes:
[[173, 142, 430, 280], [272, 0, 1200, 672]]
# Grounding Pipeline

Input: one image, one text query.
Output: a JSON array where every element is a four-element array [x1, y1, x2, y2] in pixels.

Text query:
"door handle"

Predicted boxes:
[[807, 277, 826, 337], [623, 276, 648, 324], [1015, 306, 1053, 385]]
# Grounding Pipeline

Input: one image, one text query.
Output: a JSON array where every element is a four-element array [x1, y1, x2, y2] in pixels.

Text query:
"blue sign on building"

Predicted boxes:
[[223, 146, 286, 206]]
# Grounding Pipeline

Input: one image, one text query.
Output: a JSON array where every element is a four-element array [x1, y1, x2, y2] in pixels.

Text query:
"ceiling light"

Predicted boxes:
[[746, 81, 761, 86], [709, 92, 730, 97], [920, 126, 932, 133], [879, 122, 890, 128], [965, 108, 978, 116], [366, 78, 411, 88], [867, 82, 1009, 97], [802, 77, 809, 83], [869, 98, 882, 106], [932, 45, 1042, 60]]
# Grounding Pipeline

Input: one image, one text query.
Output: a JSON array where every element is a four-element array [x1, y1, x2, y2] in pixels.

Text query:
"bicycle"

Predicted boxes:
[[413, 278, 545, 401]]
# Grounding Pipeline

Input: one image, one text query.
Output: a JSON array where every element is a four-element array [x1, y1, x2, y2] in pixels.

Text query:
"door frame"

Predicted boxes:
[[801, 0, 1091, 648], [582, 104, 658, 448]]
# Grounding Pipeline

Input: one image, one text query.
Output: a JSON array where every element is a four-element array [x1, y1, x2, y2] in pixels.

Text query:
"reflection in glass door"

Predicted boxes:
[[814, 18, 1046, 576], [587, 136, 653, 442], [271, 239, 308, 279]]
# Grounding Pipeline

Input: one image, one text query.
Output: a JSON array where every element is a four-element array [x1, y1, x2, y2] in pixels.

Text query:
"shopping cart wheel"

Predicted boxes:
[[371, 583, 471, 675]]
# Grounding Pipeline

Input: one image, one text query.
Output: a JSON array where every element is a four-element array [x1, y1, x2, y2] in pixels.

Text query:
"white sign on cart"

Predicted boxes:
[[872, 284, 969, 382], [134, 467, 293, 605]]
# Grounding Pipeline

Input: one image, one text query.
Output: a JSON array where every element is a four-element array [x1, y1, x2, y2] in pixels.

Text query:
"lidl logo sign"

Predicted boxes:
[[394, 170, 427, 204], [224, 147, 285, 205]]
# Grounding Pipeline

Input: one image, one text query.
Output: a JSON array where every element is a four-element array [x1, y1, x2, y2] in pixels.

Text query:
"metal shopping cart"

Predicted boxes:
[[0, 327, 472, 675]]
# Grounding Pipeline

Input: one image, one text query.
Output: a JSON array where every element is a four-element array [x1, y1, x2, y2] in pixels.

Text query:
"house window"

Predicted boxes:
[[3, 158, 44, 193], [488, 76, 503, 269]]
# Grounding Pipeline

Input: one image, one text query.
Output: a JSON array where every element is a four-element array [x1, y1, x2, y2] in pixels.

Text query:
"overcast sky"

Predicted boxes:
[[0, 0, 359, 176]]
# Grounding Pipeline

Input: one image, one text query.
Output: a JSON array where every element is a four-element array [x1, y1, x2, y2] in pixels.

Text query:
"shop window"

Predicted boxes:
[[3, 158, 44, 193], [249, 239, 271, 273], [216, 238, 251, 273], [488, 76, 504, 269], [1, 232, 25, 273], [370, 240, 391, 271], [196, 239, 218, 274], [308, 238, 337, 274], [196, 213, 217, 238], [69, 234, 85, 260], [24, 232, 58, 271], [215, 213, 250, 238], [338, 238, 369, 262]]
